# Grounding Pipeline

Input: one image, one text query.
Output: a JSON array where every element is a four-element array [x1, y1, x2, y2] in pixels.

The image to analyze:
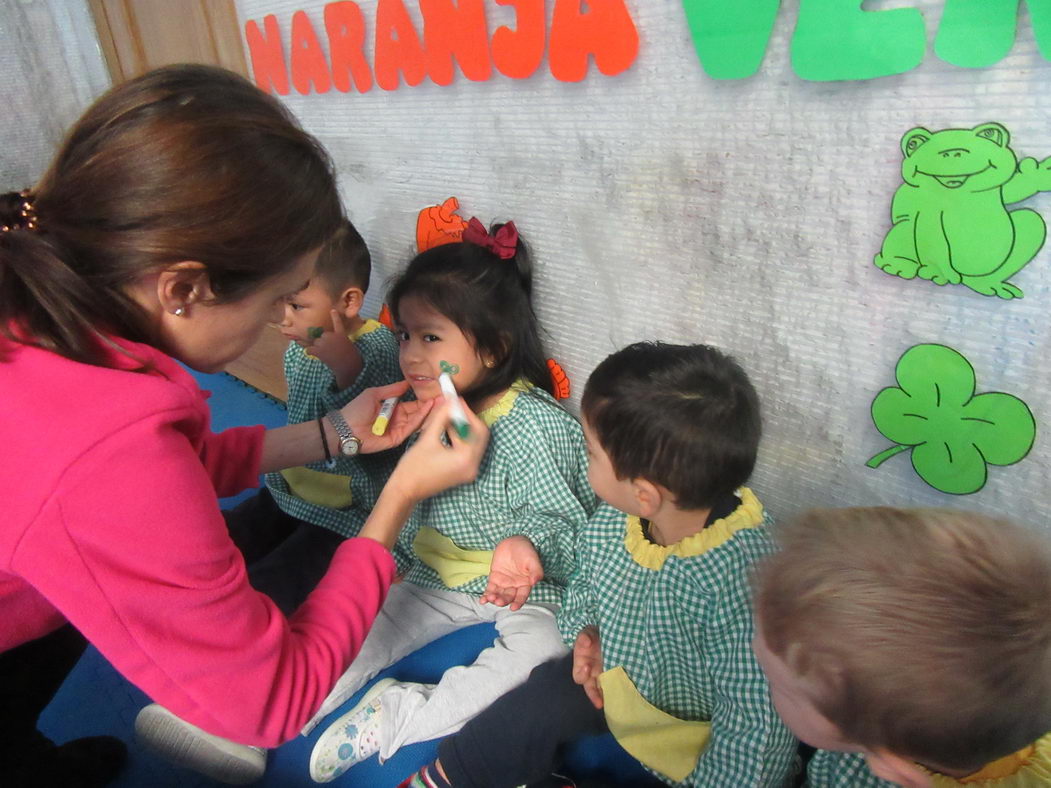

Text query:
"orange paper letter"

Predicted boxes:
[[245, 15, 290, 95], [492, 0, 546, 79], [291, 10, 332, 94], [549, 0, 639, 82], [420, 0, 492, 85], [325, 1, 373, 93], [375, 0, 428, 91]]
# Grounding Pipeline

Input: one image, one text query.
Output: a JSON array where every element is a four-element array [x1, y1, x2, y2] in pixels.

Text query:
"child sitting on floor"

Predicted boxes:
[[400, 341, 797, 788], [305, 218, 597, 782], [752, 507, 1051, 788], [224, 217, 403, 612]]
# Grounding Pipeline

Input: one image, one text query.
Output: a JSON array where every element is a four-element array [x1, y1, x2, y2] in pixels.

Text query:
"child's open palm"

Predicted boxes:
[[479, 536, 543, 611]]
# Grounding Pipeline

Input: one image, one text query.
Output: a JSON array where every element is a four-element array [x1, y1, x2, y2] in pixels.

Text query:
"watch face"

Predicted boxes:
[[340, 436, 361, 457]]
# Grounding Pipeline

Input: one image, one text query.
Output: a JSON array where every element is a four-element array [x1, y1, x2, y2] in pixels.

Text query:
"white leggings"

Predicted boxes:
[[303, 582, 569, 760]]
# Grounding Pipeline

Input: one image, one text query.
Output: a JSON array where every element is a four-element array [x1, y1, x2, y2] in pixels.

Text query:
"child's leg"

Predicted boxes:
[[375, 600, 568, 759], [302, 584, 481, 734], [439, 653, 606, 788]]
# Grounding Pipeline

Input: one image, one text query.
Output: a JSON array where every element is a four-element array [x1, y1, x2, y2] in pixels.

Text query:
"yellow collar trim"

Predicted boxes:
[[477, 379, 533, 427], [623, 487, 764, 570], [348, 318, 382, 342], [927, 732, 1051, 785]]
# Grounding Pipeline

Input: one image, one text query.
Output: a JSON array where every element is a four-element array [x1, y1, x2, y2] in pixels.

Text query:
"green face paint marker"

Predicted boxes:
[[438, 372, 471, 439], [307, 326, 324, 340]]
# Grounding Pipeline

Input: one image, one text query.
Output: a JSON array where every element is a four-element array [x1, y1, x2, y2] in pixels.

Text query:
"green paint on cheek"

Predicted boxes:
[[307, 326, 324, 340], [439, 360, 460, 375]]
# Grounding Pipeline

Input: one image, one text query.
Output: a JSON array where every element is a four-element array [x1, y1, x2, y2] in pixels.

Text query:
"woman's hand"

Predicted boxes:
[[358, 400, 489, 548], [385, 400, 489, 501], [339, 381, 432, 454]]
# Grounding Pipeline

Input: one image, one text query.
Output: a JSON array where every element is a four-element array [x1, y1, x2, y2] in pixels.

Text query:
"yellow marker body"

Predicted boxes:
[[371, 397, 399, 436]]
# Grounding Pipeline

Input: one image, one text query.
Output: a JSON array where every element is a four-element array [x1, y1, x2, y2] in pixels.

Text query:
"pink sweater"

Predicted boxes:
[[0, 334, 395, 746]]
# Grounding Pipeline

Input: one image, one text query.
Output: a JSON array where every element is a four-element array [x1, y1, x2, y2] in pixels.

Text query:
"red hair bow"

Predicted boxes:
[[462, 217, 519, 260]]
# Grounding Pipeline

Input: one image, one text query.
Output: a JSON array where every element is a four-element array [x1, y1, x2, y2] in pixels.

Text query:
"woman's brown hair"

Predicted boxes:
[[0, 64, 342, 367]]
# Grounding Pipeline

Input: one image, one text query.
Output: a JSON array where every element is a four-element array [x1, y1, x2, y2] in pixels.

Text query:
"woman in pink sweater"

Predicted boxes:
[[0, 65, 487, 787]]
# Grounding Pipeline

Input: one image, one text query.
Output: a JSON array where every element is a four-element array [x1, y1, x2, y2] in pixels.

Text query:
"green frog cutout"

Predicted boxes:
[[874, 122, 1051, 299]]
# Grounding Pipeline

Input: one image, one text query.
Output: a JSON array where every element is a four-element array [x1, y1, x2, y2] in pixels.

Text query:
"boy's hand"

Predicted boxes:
[[479, 536, 543, 610], [572, 627, 604, 709], [311, 309, 363, 389]]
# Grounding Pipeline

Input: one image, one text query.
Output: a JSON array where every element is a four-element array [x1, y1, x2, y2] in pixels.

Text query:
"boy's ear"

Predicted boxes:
[[631, 478, 664, 519], [865, 749, 932, 788], [338, 286, 364, 319]]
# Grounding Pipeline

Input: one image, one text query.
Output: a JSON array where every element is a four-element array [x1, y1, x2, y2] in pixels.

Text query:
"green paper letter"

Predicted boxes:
[[791, 0, 926, 81], [936, 0, 1051, 68], [679, 0, 780, 80]]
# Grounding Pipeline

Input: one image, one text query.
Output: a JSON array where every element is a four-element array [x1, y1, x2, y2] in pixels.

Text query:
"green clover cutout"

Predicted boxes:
[[866, 344, 1035, 495]]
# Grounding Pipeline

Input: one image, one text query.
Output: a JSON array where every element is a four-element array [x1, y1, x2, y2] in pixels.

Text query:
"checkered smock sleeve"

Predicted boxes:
[[684, 528, 797, 786]]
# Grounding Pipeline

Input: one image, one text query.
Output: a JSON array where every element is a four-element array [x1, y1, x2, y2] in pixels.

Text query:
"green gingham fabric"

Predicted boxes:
[[806, 751, 898, 787], [397, 386, 598, 605], [557, 501, 797, 787], [264, 321, 403, 537]]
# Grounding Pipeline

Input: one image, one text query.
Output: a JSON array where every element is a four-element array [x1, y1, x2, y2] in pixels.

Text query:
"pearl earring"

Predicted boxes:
[[173, 307, 185, 316]]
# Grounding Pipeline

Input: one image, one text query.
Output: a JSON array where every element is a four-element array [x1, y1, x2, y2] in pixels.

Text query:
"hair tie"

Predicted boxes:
[[1, 190, 39, 234], [462, 217, 519, 260]]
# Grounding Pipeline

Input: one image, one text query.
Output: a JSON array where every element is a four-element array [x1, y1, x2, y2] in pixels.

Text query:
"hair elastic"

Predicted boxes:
[[1, 190, 39, 234]]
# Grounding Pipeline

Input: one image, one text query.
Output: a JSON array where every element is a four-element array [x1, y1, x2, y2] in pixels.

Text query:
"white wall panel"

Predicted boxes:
[[236, 0, 1051, 529]]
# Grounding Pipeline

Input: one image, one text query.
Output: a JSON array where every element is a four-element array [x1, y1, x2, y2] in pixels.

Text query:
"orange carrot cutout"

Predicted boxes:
[[547, 358, 571, 400], [416, 196, 468, 252], [378, 303, 394, 331]]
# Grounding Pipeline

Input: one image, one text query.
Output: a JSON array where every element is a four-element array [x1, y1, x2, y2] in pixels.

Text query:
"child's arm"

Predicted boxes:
[[687, 573, 797, 787], [479, 535, 543, 610], [309, 309, 364, 391]]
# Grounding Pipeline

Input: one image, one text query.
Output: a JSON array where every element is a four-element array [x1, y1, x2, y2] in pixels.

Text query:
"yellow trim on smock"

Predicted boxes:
[[623, 487, 764, 570], [599, 665, 711, 782], [279, 466, 353, 508], [926, 732, 1051, 787], [412, 526, 494, 588]]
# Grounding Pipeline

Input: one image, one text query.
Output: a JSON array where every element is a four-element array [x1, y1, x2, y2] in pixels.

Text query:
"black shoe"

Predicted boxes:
[[6, 735, 127, 788]]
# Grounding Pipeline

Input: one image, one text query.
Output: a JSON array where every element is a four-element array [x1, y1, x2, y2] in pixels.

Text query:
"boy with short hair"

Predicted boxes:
[[223, 217, 403, 612], [399, 341, 797, 788], [753, 507, 1051, 788]]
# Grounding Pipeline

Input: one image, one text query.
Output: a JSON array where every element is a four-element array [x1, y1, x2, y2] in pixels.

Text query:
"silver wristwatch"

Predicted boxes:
[[326, 409, 361, 456]]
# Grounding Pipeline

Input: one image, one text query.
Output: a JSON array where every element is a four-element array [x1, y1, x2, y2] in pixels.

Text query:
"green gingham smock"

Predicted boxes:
[[396, 384, 597, 606], [806, 735, 1051, 788], [557, 492, 797, 787], [264, 320, 403, 537]]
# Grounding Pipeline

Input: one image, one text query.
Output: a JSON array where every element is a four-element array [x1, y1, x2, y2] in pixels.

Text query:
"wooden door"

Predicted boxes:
[[88, 0, 289, 400]]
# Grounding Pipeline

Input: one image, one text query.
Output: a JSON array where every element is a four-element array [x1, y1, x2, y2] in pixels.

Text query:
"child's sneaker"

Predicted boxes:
[[134, 703, 266, 785], [309, 677, 396, 783]]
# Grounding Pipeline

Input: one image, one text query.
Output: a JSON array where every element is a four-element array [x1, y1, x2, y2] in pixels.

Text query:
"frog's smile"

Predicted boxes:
[[915, 162, 994, 189]]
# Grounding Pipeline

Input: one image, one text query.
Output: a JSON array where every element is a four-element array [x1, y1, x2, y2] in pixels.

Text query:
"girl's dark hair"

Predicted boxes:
[[387, 226, 552, 406], [581, 342, 762, 510], [0, 64, 343, 367]]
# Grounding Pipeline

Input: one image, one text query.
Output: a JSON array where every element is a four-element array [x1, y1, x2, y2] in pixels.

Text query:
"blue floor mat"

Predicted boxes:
[[39, 370, 647, 787]]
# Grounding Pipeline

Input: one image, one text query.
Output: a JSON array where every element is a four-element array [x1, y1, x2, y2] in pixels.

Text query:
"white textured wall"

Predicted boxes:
[[235, 0, 1051, 531], [0, 0, 110, 188]]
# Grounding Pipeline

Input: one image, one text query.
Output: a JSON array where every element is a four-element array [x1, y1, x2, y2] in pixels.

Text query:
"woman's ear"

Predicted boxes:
[[156, 262, 213, 316]]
